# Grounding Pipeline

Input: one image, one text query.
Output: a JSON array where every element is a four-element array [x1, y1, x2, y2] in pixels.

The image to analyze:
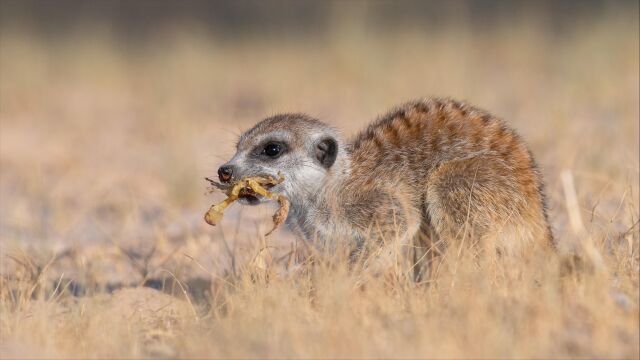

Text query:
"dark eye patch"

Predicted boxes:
[[253, 140, 288, 159]]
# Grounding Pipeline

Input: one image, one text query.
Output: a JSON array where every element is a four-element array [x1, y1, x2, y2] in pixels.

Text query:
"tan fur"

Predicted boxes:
[[221, 97, 553, 272]]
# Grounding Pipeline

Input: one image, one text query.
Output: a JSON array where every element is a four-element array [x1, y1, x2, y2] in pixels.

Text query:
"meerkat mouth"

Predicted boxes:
[[206, 173, 281, 206], [238, 187, 260, 204], [237, 183, 277, 205]]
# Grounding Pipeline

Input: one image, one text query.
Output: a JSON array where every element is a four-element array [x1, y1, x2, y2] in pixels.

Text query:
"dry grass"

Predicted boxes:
[[0, 6, 638, 359]]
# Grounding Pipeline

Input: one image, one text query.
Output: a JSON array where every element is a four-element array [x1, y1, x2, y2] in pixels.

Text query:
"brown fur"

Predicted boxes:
[[325, 98, 552, 258], [224, 97, 553, 272]]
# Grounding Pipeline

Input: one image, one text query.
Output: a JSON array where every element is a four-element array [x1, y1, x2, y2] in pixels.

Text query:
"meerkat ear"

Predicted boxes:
[[315, 137, 338, 168]]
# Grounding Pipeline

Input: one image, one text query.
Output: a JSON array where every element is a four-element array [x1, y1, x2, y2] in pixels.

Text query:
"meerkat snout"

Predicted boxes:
[[217, 165, 234, 183]]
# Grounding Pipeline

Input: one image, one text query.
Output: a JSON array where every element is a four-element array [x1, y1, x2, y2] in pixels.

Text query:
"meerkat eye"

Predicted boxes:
[[261, 142, 283, 158]]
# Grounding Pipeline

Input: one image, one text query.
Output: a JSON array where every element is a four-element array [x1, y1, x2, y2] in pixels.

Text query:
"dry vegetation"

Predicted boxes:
[[0, 5, 638, 359]]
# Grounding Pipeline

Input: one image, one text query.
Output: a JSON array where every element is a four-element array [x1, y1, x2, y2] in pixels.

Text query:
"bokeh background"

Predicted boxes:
[[0, 1, 638, 358]]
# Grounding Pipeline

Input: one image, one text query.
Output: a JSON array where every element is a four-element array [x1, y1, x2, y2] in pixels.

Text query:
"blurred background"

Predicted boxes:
[[0, 0, 638, 286], [0, 1, 638, 358]]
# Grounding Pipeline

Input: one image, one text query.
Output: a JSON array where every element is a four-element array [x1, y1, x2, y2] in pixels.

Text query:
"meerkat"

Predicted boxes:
[[216, 98, 553, 272]]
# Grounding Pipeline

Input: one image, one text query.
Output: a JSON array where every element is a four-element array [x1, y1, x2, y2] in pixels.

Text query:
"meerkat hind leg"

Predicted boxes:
[[424, 156, 542, 258], [411, 220, 442, 283]]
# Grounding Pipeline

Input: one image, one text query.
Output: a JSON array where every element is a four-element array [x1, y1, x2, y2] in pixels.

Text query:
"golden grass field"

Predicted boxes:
[[1, 5, 639, 359]]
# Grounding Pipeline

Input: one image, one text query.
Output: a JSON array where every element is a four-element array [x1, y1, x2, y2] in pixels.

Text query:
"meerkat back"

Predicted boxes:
[[346, 98, 552, 256]]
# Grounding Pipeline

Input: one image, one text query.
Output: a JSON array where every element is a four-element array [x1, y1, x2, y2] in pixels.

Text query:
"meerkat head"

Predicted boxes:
[[218, 113, 348, 205]]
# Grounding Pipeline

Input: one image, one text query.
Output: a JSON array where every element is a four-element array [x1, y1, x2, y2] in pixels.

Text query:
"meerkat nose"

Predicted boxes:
[[218, 165, 234, 183]]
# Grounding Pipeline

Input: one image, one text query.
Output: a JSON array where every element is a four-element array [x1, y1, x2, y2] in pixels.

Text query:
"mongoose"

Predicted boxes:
[[216, 98, 553, 266]]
